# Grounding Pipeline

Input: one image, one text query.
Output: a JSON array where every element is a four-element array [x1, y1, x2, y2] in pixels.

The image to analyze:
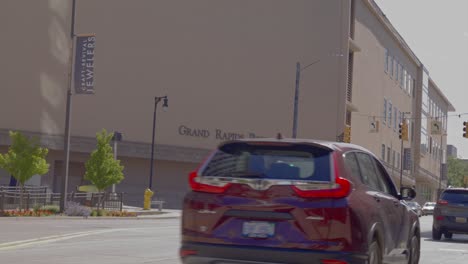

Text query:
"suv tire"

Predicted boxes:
[[369, 240, 382, 264], [444, 232, 453, 239], [408, 234, 420, 264], [432, 226, 442, 241]]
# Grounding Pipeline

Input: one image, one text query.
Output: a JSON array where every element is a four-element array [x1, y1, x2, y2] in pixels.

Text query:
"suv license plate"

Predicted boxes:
[[455, 217, 467, 223], [242, 221, 275, 238]]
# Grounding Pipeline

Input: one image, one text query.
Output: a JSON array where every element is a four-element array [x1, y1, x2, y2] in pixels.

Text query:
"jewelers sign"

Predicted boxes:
[[74, 34, 96, 94]]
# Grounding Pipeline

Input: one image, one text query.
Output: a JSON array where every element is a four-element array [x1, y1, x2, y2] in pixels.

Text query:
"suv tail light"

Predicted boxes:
[[437, 199, 448, 205], [292, 152, 351, 199], [321, 259, 348, 264], [189, 171, 232, 194], [180, 249, 198, 258]]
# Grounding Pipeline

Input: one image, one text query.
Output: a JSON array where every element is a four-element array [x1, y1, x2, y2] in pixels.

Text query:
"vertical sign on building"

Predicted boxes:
[[403, 148, 412, 171], [74, 34, 96, 94]]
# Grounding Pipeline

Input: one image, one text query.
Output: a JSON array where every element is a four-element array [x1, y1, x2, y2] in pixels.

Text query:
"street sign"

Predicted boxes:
[[369, 120, 379, 133], [431, 120, 442, 135], [74, 34, 96, 94]]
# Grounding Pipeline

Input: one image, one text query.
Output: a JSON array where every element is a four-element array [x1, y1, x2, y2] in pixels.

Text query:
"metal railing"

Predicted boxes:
[[0, 191, 61, 211], [68, 192, 123, 211], [0, 191, 123, 212]]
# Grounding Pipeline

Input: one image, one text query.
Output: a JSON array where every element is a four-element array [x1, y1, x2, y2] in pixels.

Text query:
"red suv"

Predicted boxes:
[[180, 138, 420, 264]]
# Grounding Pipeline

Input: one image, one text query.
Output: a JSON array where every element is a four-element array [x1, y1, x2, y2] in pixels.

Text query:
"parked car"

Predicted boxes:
[[422, 202, 436, 216], [406, 201, 422, 217], [180, 138, 421, 264], [432, 188, 468, 240]]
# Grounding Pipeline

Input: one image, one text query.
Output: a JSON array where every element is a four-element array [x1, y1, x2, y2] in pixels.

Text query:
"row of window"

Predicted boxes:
[[381, 144, 401, 170], [383, 98, 410, 140], [384, 49, 414, 97]]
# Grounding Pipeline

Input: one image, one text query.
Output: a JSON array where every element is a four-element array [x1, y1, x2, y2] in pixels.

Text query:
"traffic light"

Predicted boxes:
[[464, 122, 468, 138], [344, 125, 351, 143], [399, 122, 408, 141]]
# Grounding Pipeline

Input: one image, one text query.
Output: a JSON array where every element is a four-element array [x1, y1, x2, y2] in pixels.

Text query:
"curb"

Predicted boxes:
[[0, 215, 180, 220]]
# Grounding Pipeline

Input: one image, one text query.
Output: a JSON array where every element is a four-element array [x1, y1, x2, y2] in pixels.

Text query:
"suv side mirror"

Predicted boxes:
[[400, 187, 416, 200]]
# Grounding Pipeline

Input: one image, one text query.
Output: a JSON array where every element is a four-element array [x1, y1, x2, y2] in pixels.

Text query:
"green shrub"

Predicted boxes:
[[91, 209, 108, 217], [41, 205, 60, 214]]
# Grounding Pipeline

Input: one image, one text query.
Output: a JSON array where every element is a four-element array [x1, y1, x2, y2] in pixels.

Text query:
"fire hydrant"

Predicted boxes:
[[143, 188, 154, 210]]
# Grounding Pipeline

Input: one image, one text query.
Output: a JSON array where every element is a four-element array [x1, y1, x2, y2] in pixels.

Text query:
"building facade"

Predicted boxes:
[[0, 0, 454, 208]]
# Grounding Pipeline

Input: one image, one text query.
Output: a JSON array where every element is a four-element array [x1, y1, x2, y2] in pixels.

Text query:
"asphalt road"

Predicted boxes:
[[0, 216, 467, 264]]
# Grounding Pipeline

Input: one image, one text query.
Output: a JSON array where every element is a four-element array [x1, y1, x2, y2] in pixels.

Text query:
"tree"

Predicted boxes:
[[447, 157, 468, 188], [0, 131, 49, 210], [84, 130, 124, 207]]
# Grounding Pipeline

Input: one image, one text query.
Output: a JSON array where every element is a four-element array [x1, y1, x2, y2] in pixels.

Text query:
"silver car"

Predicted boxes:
[[422, 202, 436, 215]]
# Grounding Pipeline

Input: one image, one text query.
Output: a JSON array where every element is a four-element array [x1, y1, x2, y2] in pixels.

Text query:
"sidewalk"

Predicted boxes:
[[122, 205, 181, 219]]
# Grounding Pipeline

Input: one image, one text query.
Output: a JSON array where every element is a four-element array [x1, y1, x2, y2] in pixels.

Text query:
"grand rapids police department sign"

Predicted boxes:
[[74, 34, 96, 94]]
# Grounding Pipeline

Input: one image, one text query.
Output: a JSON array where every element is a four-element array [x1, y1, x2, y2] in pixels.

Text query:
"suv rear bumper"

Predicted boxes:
[[434, 218, 468, 234], [181, 242, 368, 264]]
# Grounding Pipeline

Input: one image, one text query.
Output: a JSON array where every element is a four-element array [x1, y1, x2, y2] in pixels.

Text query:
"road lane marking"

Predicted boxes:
[[0, 230, 118, 250], [439, 248, 468, 253], [0, 226, 180, 251]]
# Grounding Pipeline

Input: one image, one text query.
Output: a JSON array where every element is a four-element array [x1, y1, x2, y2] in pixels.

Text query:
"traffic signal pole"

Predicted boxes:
[[399, 112, 408, 189], [399, 125, 404, 189]]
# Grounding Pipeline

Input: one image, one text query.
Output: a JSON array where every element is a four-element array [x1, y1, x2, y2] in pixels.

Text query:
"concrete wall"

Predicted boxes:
[[1, 0, 349, 149]]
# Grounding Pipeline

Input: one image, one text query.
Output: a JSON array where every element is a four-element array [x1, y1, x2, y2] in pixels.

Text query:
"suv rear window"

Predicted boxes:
[[201, 142, 332, 182], [441, 190, 468, 204]]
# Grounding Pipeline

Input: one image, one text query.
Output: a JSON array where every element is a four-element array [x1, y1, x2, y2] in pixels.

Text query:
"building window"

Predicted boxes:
[[395, 61, 399, 81], [387, 147, 391, 164], [394, 107, 397, 131], [401, 69, 408, 92], [407, 74, 412, 95], [383, 99, 387, 124], [382, 144, 386, 160], [385, 49, 389, 73], [421, 130, 428, 154], [401, 68, 405, 88], [392, 150, 396, 167], [388, 102, 392, 128], [390, 57, 394, 78]]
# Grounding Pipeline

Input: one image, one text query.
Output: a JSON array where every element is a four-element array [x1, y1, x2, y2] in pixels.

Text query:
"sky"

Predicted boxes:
[[374, 0, 468, 158]]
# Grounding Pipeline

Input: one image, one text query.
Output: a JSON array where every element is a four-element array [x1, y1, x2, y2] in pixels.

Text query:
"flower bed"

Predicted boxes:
[[1, 209, 54, 217]]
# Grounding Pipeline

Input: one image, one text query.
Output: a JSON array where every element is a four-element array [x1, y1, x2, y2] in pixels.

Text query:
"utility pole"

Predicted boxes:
[[292, 60, 320, 138], [292, 62, 300, 138], [60, 0, 77, 212]]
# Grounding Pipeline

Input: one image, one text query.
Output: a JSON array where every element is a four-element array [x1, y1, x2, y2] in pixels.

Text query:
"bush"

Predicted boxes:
[[41, 205, 60, 214], [64, 202, 91, 217], [90, 209, 107, 217], [89, 210, 137, 217]]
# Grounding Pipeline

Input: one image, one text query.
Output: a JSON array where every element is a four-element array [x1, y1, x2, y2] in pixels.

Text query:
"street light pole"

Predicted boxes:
[[112, 131, 123, 193], [60, 0, 77, 212], [292, 60, 320, 138], [149, 96, 168, 190]]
